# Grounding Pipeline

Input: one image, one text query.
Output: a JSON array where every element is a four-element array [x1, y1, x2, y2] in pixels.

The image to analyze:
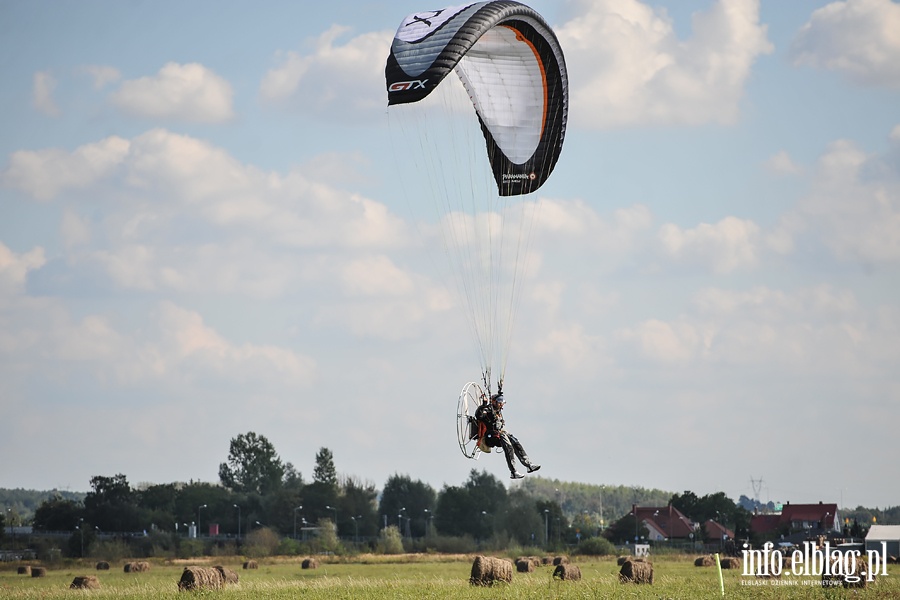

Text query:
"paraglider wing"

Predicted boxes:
[[386, 1, 568, 196]]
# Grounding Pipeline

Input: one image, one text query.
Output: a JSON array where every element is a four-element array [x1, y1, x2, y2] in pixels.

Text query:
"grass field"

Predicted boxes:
[[1, 554, 897, 599]]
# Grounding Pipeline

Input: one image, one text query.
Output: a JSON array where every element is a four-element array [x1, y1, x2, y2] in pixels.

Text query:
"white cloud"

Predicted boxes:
[[1, 136, 130, 201], [4, 129, 410, 302], [111, 62, 235, 123], [154, 301, 317, 385], [684, 284, 892, 374], [790, 0, 900, 88], [61, 209, 92, 250], [32, 71, 60, 116], [796, 137, 900, 263], [260, 26, 391, 117], [659, 216, 761, 273], [78, 64, 122, 89], [0, 296, 317, 388], [764, 149, 803, 175], [339, 255, 415, 297], [556, 0, 773, 128], [617, 318, 702, 364], [0, 243, 46, 298]]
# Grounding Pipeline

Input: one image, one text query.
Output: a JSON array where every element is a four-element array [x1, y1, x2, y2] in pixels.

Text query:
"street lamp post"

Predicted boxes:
[[198, 504, 207, 539], [351, 515, 361, 542], [544, 509, 550, 548], [325, 505, 338, 534], [424, 509, 433, 538], [77, 518, 84, 557], [293, 506, 303, 539], [233, 504, 241, 541]]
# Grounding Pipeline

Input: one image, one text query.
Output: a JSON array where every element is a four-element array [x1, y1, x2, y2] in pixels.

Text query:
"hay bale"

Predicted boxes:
[[178, 566, 224, 591], [541, 556, 554, 565], [31, 566, 47, 577], [619, 558, 653, 584], [214, 565, 239, 584], [515, 558, 535, 573], [123, 561, 150, 573], [822, 554, 868, 589], [17, 566, 31, 575], [694, 555, 715, 567], [552, 555, 569, 566], [301, 558, 318, 569], [70, 575, 101, 589], [553, 563, 582, 581], [242, 560, 258, 570], [95, 561, 110, 570], [719, 556, 741, 570], [469, 555, 513, 586]]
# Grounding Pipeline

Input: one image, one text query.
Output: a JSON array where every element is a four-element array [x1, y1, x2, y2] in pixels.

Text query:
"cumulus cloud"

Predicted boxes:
[[0, 296, 316, 388], [260, 25, 391, 117], [556, 0, 773, 128], [154, 301, 317, 385], [610, 283, 896, 378], [659, 216, 761, 273], [111, 62, 235, 122], [764, 150, 803, 175], [3, 129, 410, 302], [797, 137, 900, 262], [78, 64, 121, 89], [0, 243, 46, 298], [2, 136, 130, 201], [32, 71, 60, 116], [683, 284, 892, 374], [790, 0, 900, 88]]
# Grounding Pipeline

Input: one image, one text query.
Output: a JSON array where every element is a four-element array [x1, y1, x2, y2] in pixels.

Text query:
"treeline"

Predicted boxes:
[[3, 431, 895, 560]]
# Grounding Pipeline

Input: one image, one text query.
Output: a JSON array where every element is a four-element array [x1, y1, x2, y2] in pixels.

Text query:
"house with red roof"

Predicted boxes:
[[750, 501, 838, 539], [630, 504, 697, 541]]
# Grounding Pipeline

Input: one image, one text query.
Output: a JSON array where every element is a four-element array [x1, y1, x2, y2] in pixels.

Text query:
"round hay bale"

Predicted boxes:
[[124, 560, 151, 573], [694, 555, 715, 567], [31, 566, 47, 577], [552, 555, 569, 566], [214, 565, 239, 584], [178, 566, 224, 591], [553, 563, 582, 581], [719, 556, 741, 570], [541, 556, 553, 565], [616, 555, 630, 565], [619, 558, 653, 584], [301, 558, 319, 569], [821, 554, 868, 589], [70, 575, 101, 589], [242, 560, 258, 570], [95, 561, 110, 570], [469, 555, 513, 586], [515, 558, 535, 573], [17, 566, 31, 575]]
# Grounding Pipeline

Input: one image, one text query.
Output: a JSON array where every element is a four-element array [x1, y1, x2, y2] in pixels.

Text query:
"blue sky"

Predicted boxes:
[[1, 0, 898, 512]]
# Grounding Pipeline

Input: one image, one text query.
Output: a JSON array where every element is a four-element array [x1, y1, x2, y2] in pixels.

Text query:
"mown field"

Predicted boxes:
[[1, 554, 897, 599]]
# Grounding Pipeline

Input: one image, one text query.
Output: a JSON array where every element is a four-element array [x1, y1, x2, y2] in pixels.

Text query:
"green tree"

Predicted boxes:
[[498, 489, 543, 546], [434, 470, 506, 539], [84, 474, 141, 532], [377, 524, 404, 554], [340, 475, 379, 540], [378, 474, 436, 538], [312, 447, 337, 487], [32, 495, 83, 531], [604, 512, 648, 545], [218, 432, 285, 495]]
